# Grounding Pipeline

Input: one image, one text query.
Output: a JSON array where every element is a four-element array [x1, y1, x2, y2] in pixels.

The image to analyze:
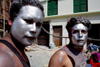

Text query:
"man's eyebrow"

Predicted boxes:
[[22, 15, 33, 19], [23, 17, 34, 21], [27, 17, 34, 20]]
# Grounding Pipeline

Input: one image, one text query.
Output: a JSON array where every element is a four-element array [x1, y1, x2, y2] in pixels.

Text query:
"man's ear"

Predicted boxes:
[[8, 17, 13, 26]]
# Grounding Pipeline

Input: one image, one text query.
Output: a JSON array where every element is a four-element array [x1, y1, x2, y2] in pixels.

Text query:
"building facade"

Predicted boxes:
[[38, 0, 100, 47], [0, 0, 12, 37], [0, 0, 100, 48]]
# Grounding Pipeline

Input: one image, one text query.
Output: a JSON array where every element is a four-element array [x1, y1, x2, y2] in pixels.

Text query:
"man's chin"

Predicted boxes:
[[77, 43, 84, 46], [25, 44, 32, 46], [23, 42, 33, 46]]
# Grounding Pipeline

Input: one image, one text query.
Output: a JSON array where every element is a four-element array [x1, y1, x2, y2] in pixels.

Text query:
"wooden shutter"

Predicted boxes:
[[48, 0, 58, 16], [80, 0, 87, 12], [74, 0, 87, 13]]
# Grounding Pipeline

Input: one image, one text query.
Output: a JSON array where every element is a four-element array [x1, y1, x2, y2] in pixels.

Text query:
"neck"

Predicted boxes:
[[10, 33, 29, 62], [69, 43, 83, 52], [10, 34, 25, 52]]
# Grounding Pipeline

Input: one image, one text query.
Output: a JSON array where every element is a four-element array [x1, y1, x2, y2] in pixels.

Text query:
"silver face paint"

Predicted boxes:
[[11, 5, 44, 46], [71, 24, 88, 46]]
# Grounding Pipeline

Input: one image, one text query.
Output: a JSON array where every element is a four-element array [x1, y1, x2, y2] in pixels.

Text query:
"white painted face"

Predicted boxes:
[[71, 24, 88, 46], [11, 5, 44, 46]]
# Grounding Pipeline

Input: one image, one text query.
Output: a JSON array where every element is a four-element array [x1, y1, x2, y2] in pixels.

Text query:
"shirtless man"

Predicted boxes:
[[0, 0, 44, 67], [49, 17, 91, 67]]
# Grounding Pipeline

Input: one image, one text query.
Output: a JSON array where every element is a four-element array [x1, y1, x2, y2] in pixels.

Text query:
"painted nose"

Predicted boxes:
[[30, 22, 36, 34], [79, 31, 83, 38]]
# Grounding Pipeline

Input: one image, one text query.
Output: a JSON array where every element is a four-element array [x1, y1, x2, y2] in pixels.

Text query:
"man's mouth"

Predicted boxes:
[[77, 40, 83, 42], [25, 36, 36, 40]]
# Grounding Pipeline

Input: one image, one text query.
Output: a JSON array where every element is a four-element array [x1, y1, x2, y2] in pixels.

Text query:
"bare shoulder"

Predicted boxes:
[[49, 50, 67, 62], [49, 50, 70, 67], [52, 50, 67, 57], [0, 43, 16, 67], [0, 50, 16, 67]]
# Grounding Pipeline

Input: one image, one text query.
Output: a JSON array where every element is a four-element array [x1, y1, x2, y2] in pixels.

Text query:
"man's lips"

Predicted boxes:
[[25, 36, 36, 40], [77, 40, 83, 42]]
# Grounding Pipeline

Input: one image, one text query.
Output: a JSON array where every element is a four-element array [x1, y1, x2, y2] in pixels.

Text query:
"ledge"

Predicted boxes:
[[40, 0, 46, 3], [44, 11, 100, 20]]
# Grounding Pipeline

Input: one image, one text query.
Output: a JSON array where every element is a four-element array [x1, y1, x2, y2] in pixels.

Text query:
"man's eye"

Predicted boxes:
[[72, 30, 79, 34], [36, 22, 42, 27], [82, 30, 87, 34], [24, 19, 33, 24]]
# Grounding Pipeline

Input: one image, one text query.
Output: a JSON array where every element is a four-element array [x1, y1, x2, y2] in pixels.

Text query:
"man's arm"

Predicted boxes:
[[48, 50, 73, 67], [0, 50, 15, 67]]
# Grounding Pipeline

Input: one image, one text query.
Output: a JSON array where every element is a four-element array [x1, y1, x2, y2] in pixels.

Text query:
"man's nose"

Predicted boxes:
[[30, 22, 36, 34], [78, 31, 83, 38]]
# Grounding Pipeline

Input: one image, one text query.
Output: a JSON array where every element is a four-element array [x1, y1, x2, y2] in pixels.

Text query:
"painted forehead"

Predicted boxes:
[[72, 24, 88, 30], [19, 5, 43, 21]]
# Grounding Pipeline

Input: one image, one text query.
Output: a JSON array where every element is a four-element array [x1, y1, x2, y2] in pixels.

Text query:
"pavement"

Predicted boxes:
[[25, 45, 61, 67]]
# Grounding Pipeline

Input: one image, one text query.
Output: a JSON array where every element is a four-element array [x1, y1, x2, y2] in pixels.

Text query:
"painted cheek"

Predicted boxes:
[[71, 34, 79, 45], [83, 33, 88, 38], [84, 34, 88, 41], [72, 34, 78, 40], [36, 28, 41, 37]]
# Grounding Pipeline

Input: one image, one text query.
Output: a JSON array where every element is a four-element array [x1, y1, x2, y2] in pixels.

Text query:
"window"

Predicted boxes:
[[47, 0, 58, 16], [74, 0, 88, 13]]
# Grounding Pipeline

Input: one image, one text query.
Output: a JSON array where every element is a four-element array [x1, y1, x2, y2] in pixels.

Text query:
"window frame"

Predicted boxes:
[[73, 0, 88, 13]]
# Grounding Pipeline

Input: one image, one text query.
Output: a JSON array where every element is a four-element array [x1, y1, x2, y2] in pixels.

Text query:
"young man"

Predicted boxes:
[[49, 17, 91, 67], [0, 0, 44, 67]]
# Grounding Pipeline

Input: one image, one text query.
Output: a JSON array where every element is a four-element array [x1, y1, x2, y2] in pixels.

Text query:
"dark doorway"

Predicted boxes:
[[88, 24, 100, 46], [53, 26, 62, 46], [37, 21, 50, 47]]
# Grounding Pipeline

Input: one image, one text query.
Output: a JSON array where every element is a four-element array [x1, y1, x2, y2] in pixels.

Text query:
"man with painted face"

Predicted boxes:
[[49, 17, 91, 67], [0, 0, 44, 67]]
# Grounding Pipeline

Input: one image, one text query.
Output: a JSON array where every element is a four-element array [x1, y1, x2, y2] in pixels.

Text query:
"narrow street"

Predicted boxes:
[[25, 45, 61, 67]]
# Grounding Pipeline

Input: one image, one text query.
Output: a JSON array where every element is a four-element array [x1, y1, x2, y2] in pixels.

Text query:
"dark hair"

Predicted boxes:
[[9, 0, 44, 21], [66, 17, 91, 33]]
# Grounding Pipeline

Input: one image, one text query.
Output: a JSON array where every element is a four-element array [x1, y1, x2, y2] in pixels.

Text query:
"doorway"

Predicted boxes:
[[88, 24, 100, 46], [53, 26, 62, 46], [37, 21, 50, 47]]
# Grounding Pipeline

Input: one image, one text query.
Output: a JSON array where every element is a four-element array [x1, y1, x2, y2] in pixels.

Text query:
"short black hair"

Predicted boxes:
[[9, 0, 44, 20], [66, 17, 91, 33]]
